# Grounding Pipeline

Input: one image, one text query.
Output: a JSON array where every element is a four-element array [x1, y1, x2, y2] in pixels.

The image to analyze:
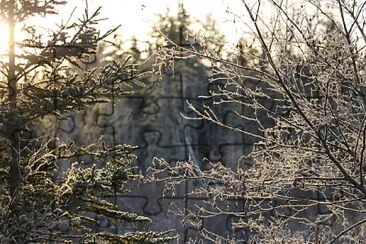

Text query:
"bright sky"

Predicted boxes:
[[0, 0, 249, 57], [57, 0, 247, 43], [0, 0, 280, 56], [0, 0, 352, 55]]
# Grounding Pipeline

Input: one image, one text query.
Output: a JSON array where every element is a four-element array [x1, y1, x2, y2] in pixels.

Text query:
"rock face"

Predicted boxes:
[[59, 54, 258, 239]]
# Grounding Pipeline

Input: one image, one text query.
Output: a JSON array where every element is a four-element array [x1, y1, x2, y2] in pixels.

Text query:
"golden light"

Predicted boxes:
[[0, 23, 9, 56]]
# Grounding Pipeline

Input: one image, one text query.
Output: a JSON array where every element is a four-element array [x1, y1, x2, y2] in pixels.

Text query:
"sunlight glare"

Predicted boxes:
[[0, 23, 8, 57]]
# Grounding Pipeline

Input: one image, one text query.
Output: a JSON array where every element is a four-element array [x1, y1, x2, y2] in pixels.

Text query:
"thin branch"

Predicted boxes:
[[330, 218, 366, 243]]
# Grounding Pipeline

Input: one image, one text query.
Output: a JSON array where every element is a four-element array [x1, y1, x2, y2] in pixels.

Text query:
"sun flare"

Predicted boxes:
[[0, 23, 9, 56], [0, 22, 8, 57]]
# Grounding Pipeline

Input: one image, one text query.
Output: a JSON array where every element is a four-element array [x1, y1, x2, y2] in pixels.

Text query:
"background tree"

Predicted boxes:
[[149, 0, 366, 242], [0, 1, 175, 243]]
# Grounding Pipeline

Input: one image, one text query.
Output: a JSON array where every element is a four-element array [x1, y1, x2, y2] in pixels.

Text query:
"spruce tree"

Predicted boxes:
[[0, 1, 175, 243]]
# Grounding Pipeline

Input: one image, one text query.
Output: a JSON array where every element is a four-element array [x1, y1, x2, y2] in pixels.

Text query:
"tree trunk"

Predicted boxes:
[[7, 9, 20, 201]]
